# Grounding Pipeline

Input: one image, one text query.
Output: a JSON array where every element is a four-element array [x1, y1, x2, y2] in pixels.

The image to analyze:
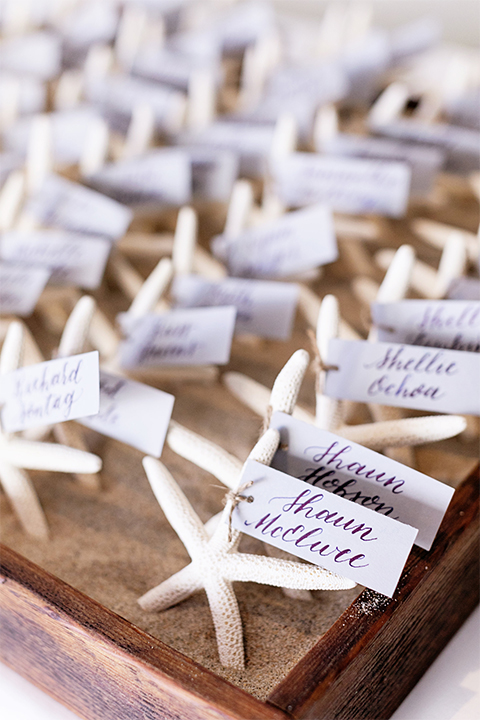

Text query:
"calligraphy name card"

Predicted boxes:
[[1, 351, 100, 433], [322, 133, 444, 197], [0, 263, 50, 316], [448, 277, 480, 302], [79, 370, 174, 457], [324, 338, 480, 416], [119, 306, 237, 368], [272, 152, 411, 217], [0, 230, 112, 290], [212, 204, 337, 279], [89, 149, 192, 207], [171, 275, 299, 340], [232, 460, 418, 597], [25, 174, 132, 241], [372, 300, 480, 352], [270, 412, 454, 550]]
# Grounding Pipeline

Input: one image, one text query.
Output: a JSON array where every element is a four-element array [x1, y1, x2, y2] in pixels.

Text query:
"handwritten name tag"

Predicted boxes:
[[448, 277, 480, 301], [322, 133, 444, 197], [0, 31, 61, 80], [79, 370, 174, 457], [119, 306, 237, 368], [373, 301, 480, 352], [171, 275, 299, 340], [0, 263, 50, 316], [1, 351, 99, 433], [270, 412, 453, 550], [25, 175, 132, 241], [89, 149, 191, 207], [324, 338, 480, 416], [187, 147, 239, 202], [0, 231, 112, 290], [272, 153, 411, 217], [178, 121, 276, 178], [232, 460, 418, 597], [212, 204, 337, 279]]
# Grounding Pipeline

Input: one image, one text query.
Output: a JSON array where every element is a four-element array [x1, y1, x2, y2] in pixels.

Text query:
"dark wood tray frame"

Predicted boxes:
[[0, 466, 478, 720]]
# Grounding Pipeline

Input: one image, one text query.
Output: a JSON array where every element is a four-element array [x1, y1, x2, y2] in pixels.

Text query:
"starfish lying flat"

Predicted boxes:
[[139, 428, 354, 669], [0, 320, 102, 537]]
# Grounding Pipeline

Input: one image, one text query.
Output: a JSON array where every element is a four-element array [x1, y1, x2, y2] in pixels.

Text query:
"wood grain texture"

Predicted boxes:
[[268, 466, 480, 720], [0, 546, 288, 720]]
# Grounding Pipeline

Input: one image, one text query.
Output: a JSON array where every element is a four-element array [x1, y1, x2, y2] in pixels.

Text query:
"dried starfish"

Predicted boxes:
[[139, 428, 354, 669], [0, 321, 102, 537]]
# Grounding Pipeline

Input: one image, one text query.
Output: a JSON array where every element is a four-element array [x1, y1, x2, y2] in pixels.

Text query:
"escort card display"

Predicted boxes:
[[232, 459, 418, 597], [0, 351, 100, 433], [372, 300, 480, 352], [270, 412, 454, 550], [324, 338, 480, 416]]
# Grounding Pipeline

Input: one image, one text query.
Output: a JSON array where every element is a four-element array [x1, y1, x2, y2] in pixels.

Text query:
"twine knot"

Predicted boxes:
[[307, 329, 339, 392], [223, 481, 254, 542]]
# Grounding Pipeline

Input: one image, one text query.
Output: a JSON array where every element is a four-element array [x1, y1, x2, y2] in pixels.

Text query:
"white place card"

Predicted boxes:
[[232, 460, 418, 597], [133, 46, 220, 92], [1, 351, 100, 433], [25, 175, 132, 241], [187, 146, 239, 202], [270, 412, 453, 550], [272, 153, 411, 217], [3, 108, 102, 166], [171, 275, 299, 340], [373, 120, 480, 175], [120, 306, 237, 368], [372, 301, 480, 352], [0, 32, 61, 80], [212, 204, 337, 279], [324, 338, 480, 416], [0, 231, 112, 290], [0, 263, 50, 316], [322, 133, 444, 197], [79, 370, 174, 457], [89, 149, 192, 207], [178, 121, 276, 178], [448, 277, 480, 301]]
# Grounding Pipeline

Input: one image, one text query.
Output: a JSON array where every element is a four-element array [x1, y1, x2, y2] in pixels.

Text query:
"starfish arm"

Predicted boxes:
[[138, 564, 201, 611], [264, 544, 313, 601], [368, 404, 414, 465], [338, 415, 467, 450], [57, 295, 96, 357], [142, 456, 209, 558], [269, 349, 310, 416], [247, 428, 280, 467], [222, 553, 355, 591], [0, 458, 48, 538], [167, 421, 242, 490], [127, 257, 173, 319], [4, 438, 102, 473], [0, 321, 24, 375], [204, 577, 245, 669], [315, 295, 342, 431]]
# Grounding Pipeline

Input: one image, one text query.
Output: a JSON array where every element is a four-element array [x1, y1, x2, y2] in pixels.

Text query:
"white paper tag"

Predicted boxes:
[[0, 263, 50, 316], [3, 108, 102, 166], [171, 275, 299, 340], [322, 134, 444, 197], [0, 351, 100, 433], [79, 370, 174, 457], [89, 149, 192, 207], [232, 459, 418, 597], [212, 204, 337, 279], [272, 152, 411, 217], [448, 277, 480, 301], [324, 338, 480, 416], [270, 412, 453, 550], [0, 32, 61, 80], [187, 146, 239, 202], [120, 306, 237, 368], [133, 46, 220, 92], [0, 231, 112, 290], [25, 175, 132, 241], [178, 121, 275, 178], [372, 301, 480, 352]]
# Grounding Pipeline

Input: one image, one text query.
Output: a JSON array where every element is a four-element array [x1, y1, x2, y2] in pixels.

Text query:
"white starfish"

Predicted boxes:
[[0, 320, 102, 537], [138, 428, 354, 670]]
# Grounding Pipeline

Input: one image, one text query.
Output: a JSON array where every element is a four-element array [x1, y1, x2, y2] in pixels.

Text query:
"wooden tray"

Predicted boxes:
[[1, 463, 478, 720]]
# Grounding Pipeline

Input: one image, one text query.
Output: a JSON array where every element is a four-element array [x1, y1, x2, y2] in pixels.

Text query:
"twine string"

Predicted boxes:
[[306, 329, 339, 393], [223, 480, 254, 543]]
